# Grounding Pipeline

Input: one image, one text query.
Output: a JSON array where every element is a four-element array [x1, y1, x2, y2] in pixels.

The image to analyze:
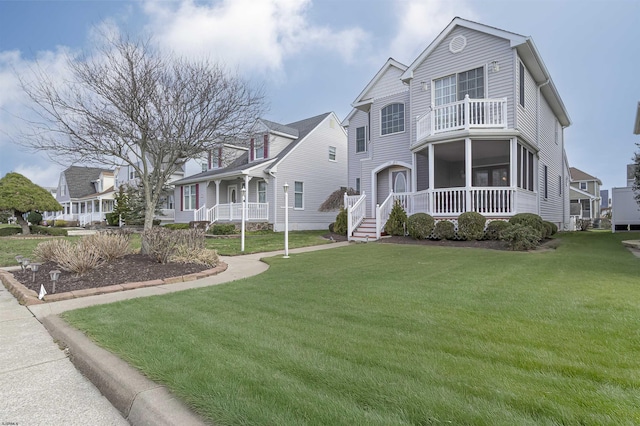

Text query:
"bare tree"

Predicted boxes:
[[633, 144, 640, 206], [18, 34, 265, 251]]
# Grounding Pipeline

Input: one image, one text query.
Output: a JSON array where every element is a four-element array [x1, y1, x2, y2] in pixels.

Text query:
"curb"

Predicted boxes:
[[0, 262, 228, 306], [42, 315, 208, 426]]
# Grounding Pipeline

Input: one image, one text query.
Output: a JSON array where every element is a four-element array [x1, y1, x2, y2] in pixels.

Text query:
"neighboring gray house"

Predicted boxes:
[[172, 112, 347, 231], [55, 166, 115, 225], [569, 167, 602, 220], [611, 102, 640, 231], [342, 17, 571, 240]]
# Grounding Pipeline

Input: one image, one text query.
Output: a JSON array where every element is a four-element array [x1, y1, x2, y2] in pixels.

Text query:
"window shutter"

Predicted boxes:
[[180, 186, 184, 211], [218, 147, 222, 167], [263, 134, 269, 158], [250, 138, 254, 161], [195, 184, 200, 209], [208, 150, 212, 170]]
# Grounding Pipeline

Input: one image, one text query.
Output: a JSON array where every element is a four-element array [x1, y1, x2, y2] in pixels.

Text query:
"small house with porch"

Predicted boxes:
[[342, 17, 571, 240], [172, 112, 347, 231], [54, 166, 115, 226]]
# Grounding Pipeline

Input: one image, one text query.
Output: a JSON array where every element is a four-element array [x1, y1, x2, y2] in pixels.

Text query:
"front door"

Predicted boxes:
[[392, 170, 408, 193], [228, 185, 237, 203]]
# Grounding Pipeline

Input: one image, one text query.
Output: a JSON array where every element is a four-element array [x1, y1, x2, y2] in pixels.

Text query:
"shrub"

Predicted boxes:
[[143, 228, 205, 264], [55, 240, 104, 275], [82, 231, 132, 261], [407, 213, 435, 240], [164, 223, 191, 230], [30, 225, 68, 236], [576, 218, 591, 231], [457, 212, 486, 241], [485, 220, 511, 241], [328, 222, 335, 233], [509, 213, 545, 238], [0, 226, 21, 237], [27, 211, 42, 225], [0, 210, 12, 224], [500, 224, 541, 251], [544, 221, 558, 236], [171, 246, 219, 267], [433, 220, 455, 240], [105, 212, 119, 226], [333, 208, 348, 235], [385, 201, 407, 236], [54, 220, 67, 228], [207, 223, 236, 235], [33, 239, 71, 262], [541, 222, 553, 239]]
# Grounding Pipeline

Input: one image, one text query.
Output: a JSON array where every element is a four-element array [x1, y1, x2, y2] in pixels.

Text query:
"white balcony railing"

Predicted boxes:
[[416, 96, 507, 143], [407, 187, 517, 217]]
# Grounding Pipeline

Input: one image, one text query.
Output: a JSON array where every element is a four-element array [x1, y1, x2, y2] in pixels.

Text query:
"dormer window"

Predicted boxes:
[[250, 135, 269, 161]]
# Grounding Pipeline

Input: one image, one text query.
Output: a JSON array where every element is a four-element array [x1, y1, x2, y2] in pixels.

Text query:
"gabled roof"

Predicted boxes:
[[173, 112, 335, 185], [570, 167, 602, 185], [258, 119, 299, 138], [351, 58, 407, 110], [399, 17, 570, 127], [62, 166, 113, 198]]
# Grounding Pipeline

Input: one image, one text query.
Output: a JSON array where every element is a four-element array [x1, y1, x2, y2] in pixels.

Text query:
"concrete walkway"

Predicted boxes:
[[1, 241, 350, 425]]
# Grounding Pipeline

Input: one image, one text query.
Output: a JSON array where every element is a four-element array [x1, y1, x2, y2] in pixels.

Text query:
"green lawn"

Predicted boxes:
[[205, 230, 331, 255], [0, 230, 328, 266], [63, 231, 640, 425]]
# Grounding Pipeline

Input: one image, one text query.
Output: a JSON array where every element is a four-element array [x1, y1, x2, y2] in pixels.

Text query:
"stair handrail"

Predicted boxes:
[[347, 192, 366, 241], [375, 192, 395, 240], [194, 205, 206, 222]]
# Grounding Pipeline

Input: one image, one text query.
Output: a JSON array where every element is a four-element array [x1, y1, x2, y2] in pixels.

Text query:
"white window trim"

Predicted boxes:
[[432, 64, 487, 107], [257, 180, 267, 203], [329, 146, 337, 162], [379, 103, 406, 137], [294, 181, 304, 210], [183, 184, 197, 211], [355, 126, 367, 153]]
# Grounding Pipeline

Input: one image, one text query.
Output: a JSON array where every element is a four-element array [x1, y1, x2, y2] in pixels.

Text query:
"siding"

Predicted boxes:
[[273, 114, 348, 230], [537, 94, 564, 224], [347, 109, 370, 195], [410, 26, 516, 139], [363, 65, 407, 101], [516, 57, 538, 144]]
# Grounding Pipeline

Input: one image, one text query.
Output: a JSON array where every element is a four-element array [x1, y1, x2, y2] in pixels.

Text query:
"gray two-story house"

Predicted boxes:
[[342, 17, 571, 240], [172, 112, 347, 231], [569, 167, 602, 220]]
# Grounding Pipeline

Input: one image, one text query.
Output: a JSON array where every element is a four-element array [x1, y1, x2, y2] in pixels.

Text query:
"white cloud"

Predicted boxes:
[[387, 0, 478, 64], [12, 162, 63, 188], [142, 0, 369, 72]]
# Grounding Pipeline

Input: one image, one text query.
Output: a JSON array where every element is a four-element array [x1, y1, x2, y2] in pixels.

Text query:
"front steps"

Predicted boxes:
[[350, 218, 378, 242]]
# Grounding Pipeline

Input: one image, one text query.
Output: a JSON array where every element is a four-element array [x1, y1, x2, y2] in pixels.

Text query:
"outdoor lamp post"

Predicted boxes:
[[30, 263, 41, 283], [15, 255, 24, 268], [21, 258, 30, 272], [283, 183, 289, 258], [241, 184, 246, 253], [49, 270, 60, 294]]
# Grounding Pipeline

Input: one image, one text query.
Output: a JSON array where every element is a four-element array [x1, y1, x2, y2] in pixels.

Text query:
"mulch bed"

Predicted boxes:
[[12, 254, 210, 294]]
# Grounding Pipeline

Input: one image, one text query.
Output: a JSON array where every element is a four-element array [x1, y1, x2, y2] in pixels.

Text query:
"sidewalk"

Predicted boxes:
[[1, 241, 350, 425]]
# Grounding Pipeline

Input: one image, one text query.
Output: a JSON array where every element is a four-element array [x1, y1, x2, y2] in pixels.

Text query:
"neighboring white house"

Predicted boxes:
[[569, 167, 602, 220], [55, 166, 116, 225], [172, 112, 348, 231], [611, 102, 640, 231], [342, 17, 571, 240]]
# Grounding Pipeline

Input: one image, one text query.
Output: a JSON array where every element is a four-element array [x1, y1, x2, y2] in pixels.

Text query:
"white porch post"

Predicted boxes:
[[428, 144, 435, 213], [465, 138, 472, 212], [510, 138, 518, 213], [214, 180, 221, 207]]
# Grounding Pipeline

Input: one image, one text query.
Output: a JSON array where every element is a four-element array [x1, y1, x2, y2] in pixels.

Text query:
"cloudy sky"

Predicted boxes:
[[1, 0, 639, 192]]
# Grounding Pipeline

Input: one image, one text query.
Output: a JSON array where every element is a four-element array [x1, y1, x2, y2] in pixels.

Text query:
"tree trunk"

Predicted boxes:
[[15, 211, 30, 235], [140, 197, 157, 255]]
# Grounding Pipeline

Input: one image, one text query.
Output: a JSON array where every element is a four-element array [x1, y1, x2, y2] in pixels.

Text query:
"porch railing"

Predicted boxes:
[[375, 192, 395, 239], [199, 202, 269, 223], [194, 205, 207, 222], [79, 212, 105, 226], [407, 187, 517, 217], [415, 96, 507, 143], [344, 192, 362, 210], [347, 193, 366, 241]]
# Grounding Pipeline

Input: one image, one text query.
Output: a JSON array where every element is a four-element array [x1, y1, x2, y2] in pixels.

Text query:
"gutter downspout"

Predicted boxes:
[[268, 169, 277, 231]]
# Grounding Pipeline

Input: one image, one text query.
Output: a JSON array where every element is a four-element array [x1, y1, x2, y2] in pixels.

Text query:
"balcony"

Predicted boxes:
[[416, 96, 507, 143]]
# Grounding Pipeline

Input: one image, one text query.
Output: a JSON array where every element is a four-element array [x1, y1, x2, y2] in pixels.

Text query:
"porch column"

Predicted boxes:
[[214, 180, 221, 206], [428, 144, 435, 190], [411, 152, 417, 194], [510, 138, 518, 213], [465, 138, 472, 211]]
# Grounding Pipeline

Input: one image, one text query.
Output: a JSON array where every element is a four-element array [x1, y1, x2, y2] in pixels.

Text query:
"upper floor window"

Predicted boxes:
[[381, 103, 404, 135], [201, 163, 208, 173], [356, 127, 366, 153], [329, 146, 336, 161], [434, 67, 484, 106], [580, 182, 587, 191], [255, 144, 264, 160]]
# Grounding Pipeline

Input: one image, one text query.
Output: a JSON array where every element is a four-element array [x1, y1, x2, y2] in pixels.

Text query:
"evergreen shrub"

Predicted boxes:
[[407, 213, 435, 240], [433, 220, 455, 240], [457, 212, 486, 240]]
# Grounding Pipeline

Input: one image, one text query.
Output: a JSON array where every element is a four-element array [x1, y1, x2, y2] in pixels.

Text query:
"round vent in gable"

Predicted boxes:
[[449, 35, 467, 53]]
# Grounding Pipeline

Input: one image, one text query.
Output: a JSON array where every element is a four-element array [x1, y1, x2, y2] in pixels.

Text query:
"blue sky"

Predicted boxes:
[[1, 0, 639, 193]]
